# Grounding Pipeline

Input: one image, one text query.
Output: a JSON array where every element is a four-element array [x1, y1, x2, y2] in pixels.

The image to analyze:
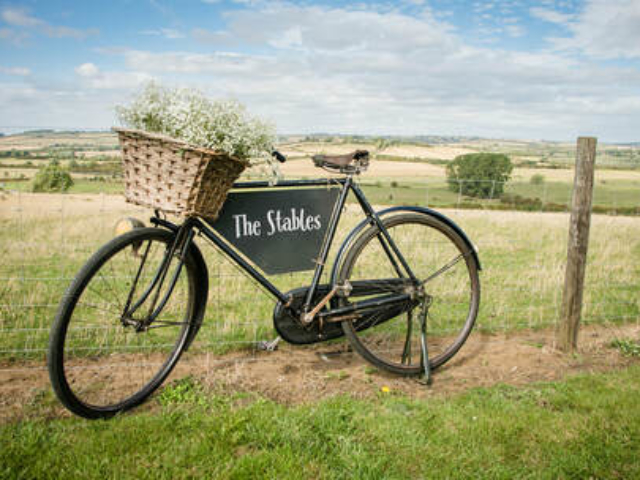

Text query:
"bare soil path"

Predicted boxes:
[[1, 323, 638, 421]]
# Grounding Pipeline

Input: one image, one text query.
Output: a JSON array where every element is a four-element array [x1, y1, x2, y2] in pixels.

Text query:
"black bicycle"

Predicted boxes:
[[48, 150, 481, 419]]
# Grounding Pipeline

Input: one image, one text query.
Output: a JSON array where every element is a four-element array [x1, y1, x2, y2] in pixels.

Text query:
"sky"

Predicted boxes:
[[0, 0, 639, 142]]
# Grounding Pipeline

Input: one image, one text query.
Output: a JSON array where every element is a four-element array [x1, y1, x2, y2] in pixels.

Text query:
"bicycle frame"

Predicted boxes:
[[141, 175, 419, 326]]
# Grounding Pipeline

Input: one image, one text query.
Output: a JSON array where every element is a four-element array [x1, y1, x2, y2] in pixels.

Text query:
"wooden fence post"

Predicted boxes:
[[557, 137, 597, 352]]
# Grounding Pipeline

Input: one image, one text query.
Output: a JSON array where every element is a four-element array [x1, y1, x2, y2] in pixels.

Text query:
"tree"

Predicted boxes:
[[446, 153, 513, 199], [530, 173, 545, 185], [31, 160, 74, 193]]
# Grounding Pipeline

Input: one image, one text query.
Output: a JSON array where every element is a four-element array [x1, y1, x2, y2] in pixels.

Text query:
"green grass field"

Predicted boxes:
[[3, 366, 640, 479], [358, 178, 639, 212], [1, 178, 124, 194], [0, 192, 638, 363], [2, 176, 637, 213]]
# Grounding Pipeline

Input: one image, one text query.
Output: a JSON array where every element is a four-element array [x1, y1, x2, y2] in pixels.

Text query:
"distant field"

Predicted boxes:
[[283, 141, 475, 161], [2, 131, 638, 166], [3, 139, 638, 213], [0, 131, 118, 150], [2, 170, 637, 212]]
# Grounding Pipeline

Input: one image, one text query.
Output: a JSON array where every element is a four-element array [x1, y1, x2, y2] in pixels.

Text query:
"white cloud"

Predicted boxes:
[[0, 6, 97, 40], [193, 4, 458, 54], [0, 27, 28, 44], [0, 81, 130, 129], [0, 66, 31, 76], [530, 7, 574, 25], [75, 62, 99, 77], [140, 28, 185, 39], [115, 32, 640, 140], [505, 25, 525, 37], [2, 1, 639, 141], [269, 26, 303, 49], [552, 0, 640, 59], [105, 3, 635, 139], [123, 50, 271, 75], [1, 7, 41, 27], [75, 62, 151, 89]]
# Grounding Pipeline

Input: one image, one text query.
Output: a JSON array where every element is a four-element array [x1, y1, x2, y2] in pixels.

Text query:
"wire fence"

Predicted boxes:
[[0, 175, 638, 416]]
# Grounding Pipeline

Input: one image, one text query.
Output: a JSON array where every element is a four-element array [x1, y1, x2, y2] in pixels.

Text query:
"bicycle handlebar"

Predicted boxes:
[[271, 150, 286, 163]]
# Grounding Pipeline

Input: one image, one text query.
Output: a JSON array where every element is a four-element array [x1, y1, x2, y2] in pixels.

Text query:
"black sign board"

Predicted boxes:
[[210, 188, 340, 274]]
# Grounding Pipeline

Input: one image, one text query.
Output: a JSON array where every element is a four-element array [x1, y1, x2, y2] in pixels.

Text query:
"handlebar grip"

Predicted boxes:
[[272, 151, 286, 163]]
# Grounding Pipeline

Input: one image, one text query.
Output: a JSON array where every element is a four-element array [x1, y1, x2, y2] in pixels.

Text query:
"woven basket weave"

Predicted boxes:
[[115, 128, 248, 219]]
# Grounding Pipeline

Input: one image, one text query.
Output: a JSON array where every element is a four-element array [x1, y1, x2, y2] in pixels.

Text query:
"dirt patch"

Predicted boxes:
[[192, 323, 640, 403], [1, 323, 638, 421]]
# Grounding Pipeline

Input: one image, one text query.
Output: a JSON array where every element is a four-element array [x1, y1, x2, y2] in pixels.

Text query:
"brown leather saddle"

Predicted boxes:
[[312, 150, 370, 173]]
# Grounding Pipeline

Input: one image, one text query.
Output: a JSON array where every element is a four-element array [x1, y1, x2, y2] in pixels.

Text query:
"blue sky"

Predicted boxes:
[[0, 0, 639, 141]]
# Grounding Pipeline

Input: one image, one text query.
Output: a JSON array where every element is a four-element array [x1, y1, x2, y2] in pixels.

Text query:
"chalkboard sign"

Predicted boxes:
[[210, 188, 340, 274]]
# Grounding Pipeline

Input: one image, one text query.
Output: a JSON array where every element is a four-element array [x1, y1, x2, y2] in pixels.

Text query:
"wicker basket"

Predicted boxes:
[[114, 128, 248, 219]]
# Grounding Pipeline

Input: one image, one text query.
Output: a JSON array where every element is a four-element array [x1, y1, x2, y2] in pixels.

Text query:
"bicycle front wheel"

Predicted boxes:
[[48, 227, 204, 419], [336, 212, 480, 375]]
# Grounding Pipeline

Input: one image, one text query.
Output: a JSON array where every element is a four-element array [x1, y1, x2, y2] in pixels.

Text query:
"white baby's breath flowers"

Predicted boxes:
[[116, 82, 276, 167]]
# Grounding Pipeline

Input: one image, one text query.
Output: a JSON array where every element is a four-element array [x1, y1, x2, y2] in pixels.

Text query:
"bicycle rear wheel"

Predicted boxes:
[[336, 213, 480, 375], [48, 227, 205, 419]]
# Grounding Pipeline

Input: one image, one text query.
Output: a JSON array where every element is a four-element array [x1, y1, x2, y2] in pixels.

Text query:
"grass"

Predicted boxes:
[[0, 192, 638, 362], [357, 178, 640, 211], [2, 365, 640, 479], [2, 164, 639, 213], [0, 136, 638, 365], [611, 338, 640, 357], [1, 178, 123, 194]]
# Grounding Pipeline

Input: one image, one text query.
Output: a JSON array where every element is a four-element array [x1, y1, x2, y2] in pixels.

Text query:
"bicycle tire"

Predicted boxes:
[[336, 213, 480, 375], [48, 227, 205, 419]]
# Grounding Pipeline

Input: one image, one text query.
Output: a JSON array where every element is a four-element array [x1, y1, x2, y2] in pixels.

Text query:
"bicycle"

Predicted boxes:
[[48, 150, 481, 419]]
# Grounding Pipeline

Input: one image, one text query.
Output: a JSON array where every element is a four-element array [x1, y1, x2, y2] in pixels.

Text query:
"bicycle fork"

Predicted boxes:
[[121, 222, 196, 331]]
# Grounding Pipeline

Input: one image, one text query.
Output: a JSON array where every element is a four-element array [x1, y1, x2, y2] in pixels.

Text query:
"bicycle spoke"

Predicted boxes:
[[146, 321, 189, 329], [421, 252, 466, 286], [123, 239, 153, 313], [76, 301, 122, 316]]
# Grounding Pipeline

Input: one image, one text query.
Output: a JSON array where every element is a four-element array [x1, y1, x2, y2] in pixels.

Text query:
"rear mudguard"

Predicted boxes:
[[330, 206, 481, 287]]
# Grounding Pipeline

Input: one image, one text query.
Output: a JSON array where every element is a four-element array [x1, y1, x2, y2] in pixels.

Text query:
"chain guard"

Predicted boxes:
[[273, 284, 419, 345]]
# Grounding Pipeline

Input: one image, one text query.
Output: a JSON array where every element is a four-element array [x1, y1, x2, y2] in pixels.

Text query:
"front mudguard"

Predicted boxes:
[[183, 239, 209, 351], [330, 206, 481, 287]]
